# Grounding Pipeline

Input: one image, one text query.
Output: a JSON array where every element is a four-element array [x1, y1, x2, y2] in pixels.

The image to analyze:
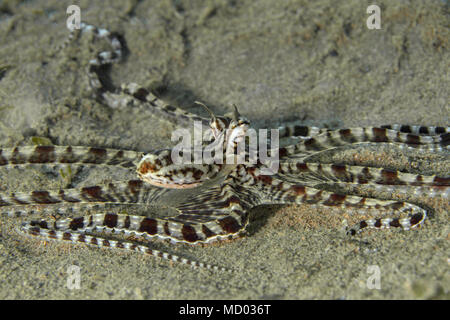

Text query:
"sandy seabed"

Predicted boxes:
[[0, 0, 448, 299]]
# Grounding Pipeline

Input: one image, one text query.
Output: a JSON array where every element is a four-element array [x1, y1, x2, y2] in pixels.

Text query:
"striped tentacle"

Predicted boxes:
[[19, 218, 228, 272], [56, 21, 208, 127], [53, 22, 123, 96], [0, 180, 163, 217], [16, 182, 250, 247], [66, 23, 211, 128], [327, 182, 449, 199], [0, 145, 142, 168], [277, 125, 328, 139], [17, 181, 254, 270], [277, 124, 449, 140], [110, 83, 211, 128], [344, 210, 426, 236], [286, 184, 426, 235], [20, 212, 201, 245], [1, 202, 123, 218], [279, 127, 449, 160], [12, 177, 253, 270], [12, 182, 249, 270], [80, 23, 123, 93], [242, 168, 427, 234], [61, 179, 255, 246], [278, 160, 450, 188], [380, 124, 449, 135], [54, 23, 122, 64], [60, 22, 213, 130]]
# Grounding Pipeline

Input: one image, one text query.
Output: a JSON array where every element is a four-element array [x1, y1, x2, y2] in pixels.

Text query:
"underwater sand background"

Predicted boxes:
[[0, 0, 448, 299]]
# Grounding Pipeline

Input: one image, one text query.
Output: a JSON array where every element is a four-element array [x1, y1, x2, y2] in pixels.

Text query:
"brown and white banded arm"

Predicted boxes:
[[278, 127, 448, 161], [277, 160, 449, 188], [243, 170, 429, 236]]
